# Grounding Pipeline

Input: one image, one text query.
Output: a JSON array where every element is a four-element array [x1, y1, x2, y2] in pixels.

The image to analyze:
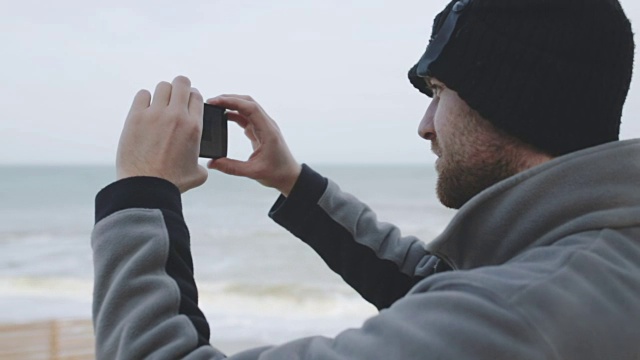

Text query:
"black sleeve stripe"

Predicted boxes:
[[269, 164, 328, 233], [95, 176, 182, 224], [161, 209, 210, 346], [294, 206, 452, 309], [294, 205, 426, 310], [94, 176, 210, 346], [271, 166, 428, 308], [270, 165, 452, 309]]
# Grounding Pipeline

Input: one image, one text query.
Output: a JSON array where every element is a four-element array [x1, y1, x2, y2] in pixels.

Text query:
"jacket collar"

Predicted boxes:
[[426, 139, 640, 270]]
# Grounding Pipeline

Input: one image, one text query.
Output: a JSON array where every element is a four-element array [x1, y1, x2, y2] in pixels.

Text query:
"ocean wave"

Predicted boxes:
[[0, 276, 373, 315], [0, 277, 377, 342], [0, 276, 92, 300]]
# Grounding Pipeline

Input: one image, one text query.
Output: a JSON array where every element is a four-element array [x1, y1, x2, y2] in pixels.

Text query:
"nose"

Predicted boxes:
[[418, 99, 437, 140]]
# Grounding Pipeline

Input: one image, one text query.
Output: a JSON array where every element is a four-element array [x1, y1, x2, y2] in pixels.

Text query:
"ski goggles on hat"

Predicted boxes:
[[408, 0, 472, 97]]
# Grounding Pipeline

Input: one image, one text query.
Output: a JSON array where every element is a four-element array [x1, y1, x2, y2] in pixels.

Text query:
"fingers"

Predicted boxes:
[[225, 111, 249, 128], [243, 126, 259, 145], [188, 88, 204, 118], [169, 75, 192, 109], [207, 157, 253, 177], [130, 89, 151, 112], [118, 76, 209, 193], [224, 111, 260, 144], [223, 94, 255, 102], [151, 81, 172, 108], [148, 77, 202, 128], [207, 95, 269, 128]]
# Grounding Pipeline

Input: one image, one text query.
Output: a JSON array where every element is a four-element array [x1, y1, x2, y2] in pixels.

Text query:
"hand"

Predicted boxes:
[[116, 76, 208, 193], [206, 95, 302, 196]]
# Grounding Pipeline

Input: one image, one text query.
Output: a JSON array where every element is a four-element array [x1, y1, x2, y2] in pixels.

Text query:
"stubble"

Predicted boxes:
[[433, 111, 520, 209]]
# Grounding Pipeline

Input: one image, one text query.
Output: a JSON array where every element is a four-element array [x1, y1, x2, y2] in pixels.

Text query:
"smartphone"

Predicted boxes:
[[200, 104, 228, 159]]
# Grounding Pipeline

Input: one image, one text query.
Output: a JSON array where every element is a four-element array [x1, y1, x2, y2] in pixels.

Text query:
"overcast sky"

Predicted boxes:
[[1, 0, 639, 165]]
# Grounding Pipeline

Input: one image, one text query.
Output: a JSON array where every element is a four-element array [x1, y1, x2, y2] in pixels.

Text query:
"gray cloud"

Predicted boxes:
[[1, 0, 638, 164]]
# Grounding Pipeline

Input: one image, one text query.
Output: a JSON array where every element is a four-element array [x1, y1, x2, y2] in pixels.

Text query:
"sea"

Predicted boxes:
[[0, 164, 456, 346]]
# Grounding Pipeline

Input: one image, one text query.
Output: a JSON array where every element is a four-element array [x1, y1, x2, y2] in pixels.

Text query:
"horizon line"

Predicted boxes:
[[0, 161, 434, 168]]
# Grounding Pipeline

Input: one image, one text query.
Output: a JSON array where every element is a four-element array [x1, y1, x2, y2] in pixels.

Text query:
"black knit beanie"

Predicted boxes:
[[408, 0, 635, 156]]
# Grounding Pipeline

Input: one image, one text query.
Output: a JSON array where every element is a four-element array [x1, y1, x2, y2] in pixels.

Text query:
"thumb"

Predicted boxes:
[[208, 158, 253, 178]]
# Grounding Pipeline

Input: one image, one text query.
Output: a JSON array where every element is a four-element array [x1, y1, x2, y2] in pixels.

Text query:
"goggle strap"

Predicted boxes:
[[416, 0, 472, 77]]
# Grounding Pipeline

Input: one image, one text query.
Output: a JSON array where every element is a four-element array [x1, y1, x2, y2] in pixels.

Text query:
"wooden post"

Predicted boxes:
[[49, 320, 59, 360]]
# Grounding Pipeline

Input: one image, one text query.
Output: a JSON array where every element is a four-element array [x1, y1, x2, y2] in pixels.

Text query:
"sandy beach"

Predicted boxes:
[[0, 316, 269, 359]]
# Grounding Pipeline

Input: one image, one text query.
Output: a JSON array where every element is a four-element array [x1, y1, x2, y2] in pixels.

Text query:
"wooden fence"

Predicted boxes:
[[0, 319, 95, 360]]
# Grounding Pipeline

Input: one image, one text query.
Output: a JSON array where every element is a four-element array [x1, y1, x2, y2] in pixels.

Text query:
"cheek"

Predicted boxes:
[[435, 105, 471, 161], [432, 104, 454, 149]]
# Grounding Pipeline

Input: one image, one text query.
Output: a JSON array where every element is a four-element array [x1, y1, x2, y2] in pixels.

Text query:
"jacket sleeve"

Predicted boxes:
[[269, 164, 451, 309], [92, 176, 555, 360]]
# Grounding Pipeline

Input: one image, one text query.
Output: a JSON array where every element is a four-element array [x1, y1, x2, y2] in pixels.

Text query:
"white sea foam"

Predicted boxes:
[[0, 275, 376, 343], [195, 280, 377, 344], [0, 276, 93, 322]]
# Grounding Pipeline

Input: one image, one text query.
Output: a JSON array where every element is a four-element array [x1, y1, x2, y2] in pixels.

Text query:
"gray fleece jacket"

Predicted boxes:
[[92, 139, 640, 359]]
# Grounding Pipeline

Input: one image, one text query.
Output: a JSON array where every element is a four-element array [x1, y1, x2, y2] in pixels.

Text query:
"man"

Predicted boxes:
[[92, 0, 640, 358]]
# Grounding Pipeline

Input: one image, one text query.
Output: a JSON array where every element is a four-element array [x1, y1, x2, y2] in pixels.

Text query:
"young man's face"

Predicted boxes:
[[418, 78, 519, 209]]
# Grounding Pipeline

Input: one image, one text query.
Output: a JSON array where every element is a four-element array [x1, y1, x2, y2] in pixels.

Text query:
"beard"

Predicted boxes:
[[432, 127, 520, 210]]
